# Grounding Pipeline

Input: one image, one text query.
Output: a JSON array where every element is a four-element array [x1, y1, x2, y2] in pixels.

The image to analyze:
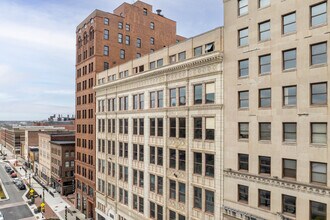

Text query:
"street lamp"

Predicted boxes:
[[42, 188, 45, 203]]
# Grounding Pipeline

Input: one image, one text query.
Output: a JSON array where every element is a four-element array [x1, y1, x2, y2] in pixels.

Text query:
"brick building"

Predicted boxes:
[[75, 1, 184, 218]]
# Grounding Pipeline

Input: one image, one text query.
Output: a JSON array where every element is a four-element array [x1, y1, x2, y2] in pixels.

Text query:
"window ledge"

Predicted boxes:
[[310, 23, 328, 30], [310, 104, 327, 108], [282, 68, 296, 73], [258, 5, 271, 10], [259, 72, 271, 76], [238, 139, 249, 143], [238, 107, 249, 111], [282, 31, 297, 37], [310, 63, 328, 69], [238, 44, 249, 49], [282, 142, 297, 146], [258, 107, 271, 110], [238, 76, 249, 80], [258, 39, 271, 44], [282, 105, 296, 109], [258, 140, 271, 144], [238, 13, 249, 19], [310, 144, 327, 148]]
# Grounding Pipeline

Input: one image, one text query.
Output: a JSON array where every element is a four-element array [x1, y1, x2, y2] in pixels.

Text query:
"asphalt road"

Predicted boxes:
[[0, 162, 34, 219]]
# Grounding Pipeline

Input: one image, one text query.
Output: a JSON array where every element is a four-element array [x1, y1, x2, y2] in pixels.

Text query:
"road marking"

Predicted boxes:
[[0, 201, 26, 209]]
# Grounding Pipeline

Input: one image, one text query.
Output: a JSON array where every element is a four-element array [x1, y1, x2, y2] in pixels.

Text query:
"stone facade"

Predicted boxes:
[[94, 27, 223, 220], [223, 0, 330, 219]]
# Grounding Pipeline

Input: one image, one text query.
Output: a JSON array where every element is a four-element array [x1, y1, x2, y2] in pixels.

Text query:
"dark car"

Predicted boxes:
[[16, 182, 26, 190], [10, 172, 17, 178], [8, 170, 14, 175], [4, 165, 11, 172]]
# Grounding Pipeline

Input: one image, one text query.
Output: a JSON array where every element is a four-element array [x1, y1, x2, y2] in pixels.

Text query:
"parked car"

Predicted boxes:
[[4, 165, 11, 172], [0, 211, 4, 220], [8, 170, 14, 175], [16, 182, 26, 190], [10, 172, 17, 178], [12, 177, 20, 184]]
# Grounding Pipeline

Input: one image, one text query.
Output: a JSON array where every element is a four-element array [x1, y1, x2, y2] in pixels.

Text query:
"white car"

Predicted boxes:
[[0, 211, 4, 220], [12, 177, 20, 184]]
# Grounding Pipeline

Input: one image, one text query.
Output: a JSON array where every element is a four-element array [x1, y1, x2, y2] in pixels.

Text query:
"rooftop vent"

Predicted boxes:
[[156, 9, 163, 16]]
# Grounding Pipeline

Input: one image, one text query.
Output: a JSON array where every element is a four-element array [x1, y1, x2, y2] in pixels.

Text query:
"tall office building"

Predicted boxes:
[[75, 1, 183, 218], [94, 28, 223, 220], [223, 0, 330, 219]]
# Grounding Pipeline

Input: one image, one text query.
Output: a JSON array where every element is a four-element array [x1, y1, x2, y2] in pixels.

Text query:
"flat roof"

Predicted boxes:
[[50, 141, 75, 145]]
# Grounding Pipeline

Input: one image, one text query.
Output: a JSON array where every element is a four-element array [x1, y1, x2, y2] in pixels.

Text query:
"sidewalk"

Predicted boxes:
[[2, 146, 86, 220]]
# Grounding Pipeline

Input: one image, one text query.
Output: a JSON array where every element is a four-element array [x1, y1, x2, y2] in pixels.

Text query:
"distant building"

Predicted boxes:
[[75, 1, 184, 218]]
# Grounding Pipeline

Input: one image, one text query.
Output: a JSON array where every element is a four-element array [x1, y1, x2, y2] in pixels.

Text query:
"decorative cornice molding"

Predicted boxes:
[[224, 170, 330, 197], [223, 206, 266, 220]]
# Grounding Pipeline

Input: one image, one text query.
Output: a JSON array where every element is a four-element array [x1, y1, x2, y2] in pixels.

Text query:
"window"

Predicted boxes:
[[194, 117, 202, 139], [178, 182, 186, 203], [283, 123, 297, 143], [205, 117, 215, 140], [259, 123, 271, 141], [238, 28, 248, 46], [169, 149, 176, 169], [136, 53, 141, 58], [178, 51, 186, 61], [150, 92, 156, 108], [205, 42, 215, 53], [194, 84, 203, 104], [157, 91, 163, 108], [257, 191, 272, 212], [239, 59, 249, 77], [238, 154, 249, 171], [104, 62, 109, 70], [150, 37, 154, 45], [205, 190, 214, 214], [311, 123, 327, 144], [282, 195, 296, 215], [136, 38, 141, 48], [238, 91, 249, 108], [205, 154, 214, 177], [104, 29, 109, 40], [169, 118, 176, 137], [311, 42, 327, 65], [238, 185, 248, 203], [205, 83, 215, 104], [238, 0, 248, 16], [169, 55, 176, 64], [283, 86, 297, 106], [194, 46, 202, 57], [157, 59, 163, 67], [158, 118, 163, 137], [118, 22, 123, 29], [259, 20, 271, 41], [259, 0, 270, 8], [283, 12, 296, 34], [179, 118, 186, 138], [125, 35, 130, 45], [149, 61, 156, 70], [259, 156, 271, 174], [103, 46, 109, 56], [311, 162, 327, 184], [169, 180, 176, 199], [193, 152, 202, 174], [238, 123, 249, 139], [150, 118, 156, 136], [143, 8, 148, 15], [194, 187, 202, 209], [170, 88, 176, 107], [150, 22, 154, 30], [104, 18, 109, 25], [283, 159, 297, 179], [283, 49, 297, 70], [179, 87, 186, 106], [118, 33, 123, 43], [311, 82, 327, 105], [310, 201, 327, 220], [259, 54, 271, 74], [311, 2, 327, 27], [259, 88, 271, 108], [120, 49, 125, 59]]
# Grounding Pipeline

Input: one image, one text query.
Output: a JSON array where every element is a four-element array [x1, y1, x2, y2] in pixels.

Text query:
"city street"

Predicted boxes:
[[0, 162, 34, 220]]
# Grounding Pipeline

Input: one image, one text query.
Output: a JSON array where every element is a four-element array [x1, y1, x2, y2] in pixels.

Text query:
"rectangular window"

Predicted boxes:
[[179, 118, 186, 138], [150, 92, 156, 108], [158, 118, 163, 137], [283, 49, 297, 70], [283, 123, 297, 143], [282, 195, 296, 215], [238, 154, 249, 171], [104, 18, 109, 25], [205, 154, 214, 177], [239, 91, 249, 108], [194, 46, 202, 57], [126, 24, 130, 31], [283, 159, 297, 179], [311, 42, 327, 65], [259, 20, 271, 41], [125, 35, 130, 45], [259, 88, 271, 108], [179, 87, 186, 106], [169, 118, 176, 138], [259, 0, 270, 8], [205, 190, 214, 214], [150, 37, 154, 45], [205, 42, 214, 53], [178, 51, 186, 61], [239, 123, 249, 139], [311, 82, 327, 105], [239, 59, 249, 77], [169, 55, 176, 64], [118, 22, 123, 29], [238, 185, 248, 203], [238, 28, 248, 46], [170, 88, 176, 107], [194, 117, 202, 139], [149, 61, 156, 70], [205, 83, 215, 104], [104, 29, 109, 40], [169, 149, 176, 169], [133, 119, 138, 135], [259, 156, 271, 174], [259, 54, 271, 75], [150, 118, 156, 136], [311, 2, 327, 27], [311, 162, 327, 184], [157, 59, 163, 67], [193, 187, 202, 209], [310, 201, 327, 220], [139, 118, 144, 135], [139, 94, 144, 109], [194, 84, 203, 104], [169, 180, 176, 199], [205, 117, 215, 140], [150, 146, 155, 164], [238, 0, 248, 16], [120, 49, 125, 59], [311, 123, 327, 144], [157, 147, 163, 166], [118, 33, 123, 43], [259, 189, 271, 209], [157, 91, 163, 108], [103, 46, 109, 56], [133, 95, 138, 110], [283, 86, 297, 106], [136, 38, 141, 48], [194, 152, 202, 174], [178, 182, 185, 203], [283, 12, 296, 34], [259, 122, 271, 141]]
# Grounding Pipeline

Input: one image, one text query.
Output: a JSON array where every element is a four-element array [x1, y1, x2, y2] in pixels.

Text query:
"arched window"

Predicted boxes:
[[83, 32, 88, 45], [89, 28, 94, 41]]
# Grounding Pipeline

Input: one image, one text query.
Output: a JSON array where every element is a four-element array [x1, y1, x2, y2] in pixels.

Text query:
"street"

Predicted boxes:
[[0, 162, 34, 220]]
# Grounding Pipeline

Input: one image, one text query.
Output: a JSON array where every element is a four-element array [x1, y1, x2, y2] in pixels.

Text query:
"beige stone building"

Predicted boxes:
[[223, 0, 330, 220], [94, 28, 223, 220]]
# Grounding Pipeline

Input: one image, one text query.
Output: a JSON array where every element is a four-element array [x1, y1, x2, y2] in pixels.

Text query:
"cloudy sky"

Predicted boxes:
[[0, 0, 223, 121]]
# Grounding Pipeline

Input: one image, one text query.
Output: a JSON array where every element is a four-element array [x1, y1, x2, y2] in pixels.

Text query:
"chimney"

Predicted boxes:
[[156, 9, 162, 16]]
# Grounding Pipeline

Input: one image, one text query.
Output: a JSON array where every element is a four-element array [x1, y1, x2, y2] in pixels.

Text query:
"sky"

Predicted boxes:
[[0, 0, 223, 121]]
